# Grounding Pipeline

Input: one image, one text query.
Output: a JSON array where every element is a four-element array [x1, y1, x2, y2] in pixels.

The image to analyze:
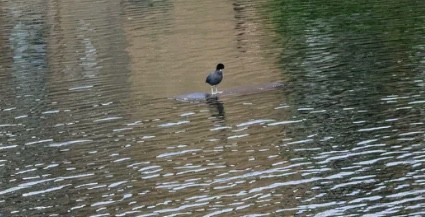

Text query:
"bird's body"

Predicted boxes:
[[206, 63, 224, 95], [206, 71, 223, 86]]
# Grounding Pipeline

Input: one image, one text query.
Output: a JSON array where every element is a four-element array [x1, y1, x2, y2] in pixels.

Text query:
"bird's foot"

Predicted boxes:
[[214, 87, 222, 94]]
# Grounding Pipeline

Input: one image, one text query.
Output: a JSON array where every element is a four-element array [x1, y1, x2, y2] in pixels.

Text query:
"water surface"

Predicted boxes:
[[1, 0, 425, 216]]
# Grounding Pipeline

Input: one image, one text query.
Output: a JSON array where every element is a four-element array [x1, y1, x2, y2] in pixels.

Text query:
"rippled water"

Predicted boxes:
[[1, 0, 425, 216]]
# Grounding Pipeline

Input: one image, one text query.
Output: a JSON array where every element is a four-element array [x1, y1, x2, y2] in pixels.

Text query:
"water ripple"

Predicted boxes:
[[1, 0, 425, 216]]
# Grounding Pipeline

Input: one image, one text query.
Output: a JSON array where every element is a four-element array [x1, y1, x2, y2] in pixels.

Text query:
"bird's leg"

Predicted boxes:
[[211, 86, 214, 95], [215, 86, 222, 94]]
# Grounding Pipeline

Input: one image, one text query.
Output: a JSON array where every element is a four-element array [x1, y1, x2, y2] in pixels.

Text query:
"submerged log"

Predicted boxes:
[[175, 82, 283, 102]]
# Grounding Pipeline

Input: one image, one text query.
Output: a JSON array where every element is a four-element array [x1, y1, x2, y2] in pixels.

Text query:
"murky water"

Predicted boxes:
[[1, 0, 425, 216]]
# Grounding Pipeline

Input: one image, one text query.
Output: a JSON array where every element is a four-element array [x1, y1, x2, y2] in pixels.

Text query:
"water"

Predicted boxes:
[[1, 0, 425, 216]]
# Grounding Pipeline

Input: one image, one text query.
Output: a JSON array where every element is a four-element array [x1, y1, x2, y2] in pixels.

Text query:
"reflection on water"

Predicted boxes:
[[1, 0, 425, 216], [124, 0, 281, 98]]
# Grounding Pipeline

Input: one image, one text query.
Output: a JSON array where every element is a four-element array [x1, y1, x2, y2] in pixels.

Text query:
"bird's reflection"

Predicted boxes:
[[205, 94, 228, 152], [205, 94, 225, 121]]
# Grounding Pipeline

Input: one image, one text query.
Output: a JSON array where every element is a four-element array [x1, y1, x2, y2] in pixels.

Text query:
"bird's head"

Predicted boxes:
[[216, 63, 225, 71]]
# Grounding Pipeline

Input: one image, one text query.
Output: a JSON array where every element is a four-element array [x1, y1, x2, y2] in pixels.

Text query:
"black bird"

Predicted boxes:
[[206, 63, 224, 95]]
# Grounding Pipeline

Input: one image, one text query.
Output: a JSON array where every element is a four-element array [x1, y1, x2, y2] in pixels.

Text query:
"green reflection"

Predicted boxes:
[[264, 0, 425, 103]]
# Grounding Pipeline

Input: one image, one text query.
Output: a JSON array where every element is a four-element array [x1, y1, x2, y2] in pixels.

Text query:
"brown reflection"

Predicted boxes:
[[123, 0, 282, 99], [45, 0, 132, 123], [46, 0, 129, 81], [1, 0, 296, 215]]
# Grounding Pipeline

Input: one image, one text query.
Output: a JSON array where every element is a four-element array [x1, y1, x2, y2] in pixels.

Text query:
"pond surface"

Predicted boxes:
[[1, 0, 425, 216]]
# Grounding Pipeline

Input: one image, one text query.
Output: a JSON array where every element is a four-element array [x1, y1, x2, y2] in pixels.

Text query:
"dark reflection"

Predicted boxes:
[[267, 0, 425, 102], [205, 95, 225, 120], [265, 0, 425, 216], [265, 0, 425, 148], [9, 9, 48, 111], [233, 1, 247, 53], [1, 1, 52, 146], [0, 1, 56, 215]]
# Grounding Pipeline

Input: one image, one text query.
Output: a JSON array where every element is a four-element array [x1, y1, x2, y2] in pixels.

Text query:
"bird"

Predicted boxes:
[[206, 63, 224, 95]]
